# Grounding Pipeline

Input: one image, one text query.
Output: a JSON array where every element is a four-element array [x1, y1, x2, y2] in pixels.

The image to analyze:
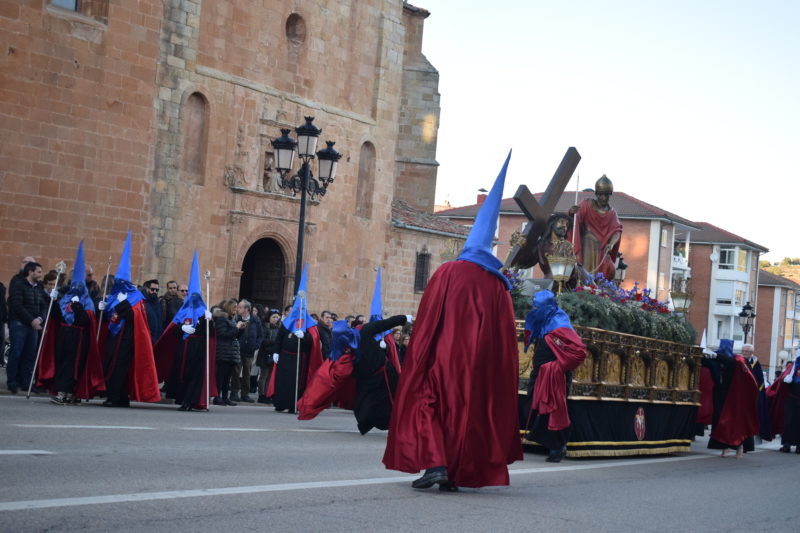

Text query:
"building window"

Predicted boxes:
[[50, 0, 109, 23], [414, 249, 431, 292], [737, 249, 748, 272], [715, 280, 733, 305], [719, 247, 735, 270], [355, 142, 376, 218], [182, 92, 209, 185]]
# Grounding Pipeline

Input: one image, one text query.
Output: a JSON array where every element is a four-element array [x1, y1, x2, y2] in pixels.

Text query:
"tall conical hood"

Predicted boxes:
[[283, 264, 317, 332], [59, 240, 95, 324], [172, 250, 207, 337], [115, 230, 133, 282], [457, 150, 512, 290], [105, 230, 143, 328]]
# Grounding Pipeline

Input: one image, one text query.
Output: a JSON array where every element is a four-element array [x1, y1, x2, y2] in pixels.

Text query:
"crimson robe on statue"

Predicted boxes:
[[382, 261, 523, 488], [569, 199, 622, 280]]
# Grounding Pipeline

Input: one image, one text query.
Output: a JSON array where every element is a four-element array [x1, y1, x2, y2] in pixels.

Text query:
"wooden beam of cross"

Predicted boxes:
[[504, 147, 581, 269]]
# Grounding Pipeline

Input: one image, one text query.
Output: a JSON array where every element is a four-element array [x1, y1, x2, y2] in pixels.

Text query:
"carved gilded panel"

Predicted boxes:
[[677, 364, 690, 390], [655, 360, 670, 388], [574, 357, 593, 382], [629, 357, 646, 386], [604, 352, 622, 384]]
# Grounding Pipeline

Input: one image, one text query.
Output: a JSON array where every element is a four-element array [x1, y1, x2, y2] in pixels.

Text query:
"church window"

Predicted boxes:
[[182, 92, 209, 185], [414, 249, 431, 293], [355, 142, 376, 218], [286, 13, 307, 47], [50, 0, 109, 24]]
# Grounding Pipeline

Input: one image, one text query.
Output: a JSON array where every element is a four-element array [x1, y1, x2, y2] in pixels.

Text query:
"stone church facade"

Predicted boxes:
[[1, 1, 466, 315]]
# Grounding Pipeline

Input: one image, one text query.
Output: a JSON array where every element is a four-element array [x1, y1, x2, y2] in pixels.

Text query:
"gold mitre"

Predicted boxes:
[[595, 174, 614, 194]]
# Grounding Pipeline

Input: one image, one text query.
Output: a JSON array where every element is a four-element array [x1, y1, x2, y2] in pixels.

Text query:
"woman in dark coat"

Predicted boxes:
[[212, 299, 242, 406]]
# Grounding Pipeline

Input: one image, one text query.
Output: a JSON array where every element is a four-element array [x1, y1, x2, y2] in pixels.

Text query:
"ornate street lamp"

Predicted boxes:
[[738, 301, 756, 343], [670, 277, 693, 314], [271, 117, 341, 293]]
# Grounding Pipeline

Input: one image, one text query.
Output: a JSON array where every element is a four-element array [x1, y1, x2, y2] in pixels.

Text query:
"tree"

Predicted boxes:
[[760, 260, 771, 268]]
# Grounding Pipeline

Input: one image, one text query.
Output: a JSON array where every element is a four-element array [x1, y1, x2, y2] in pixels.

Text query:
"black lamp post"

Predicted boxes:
[[738, 301, 756, 344], [613, 253, 628, 286], [271, 117, 341, 294]]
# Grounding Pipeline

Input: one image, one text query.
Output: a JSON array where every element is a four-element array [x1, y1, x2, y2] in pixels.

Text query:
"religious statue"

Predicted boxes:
[[567, 175, 622, 281], [531, 213, 586, 290]]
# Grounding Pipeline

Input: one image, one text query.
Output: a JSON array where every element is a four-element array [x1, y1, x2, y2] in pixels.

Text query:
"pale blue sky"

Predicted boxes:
[[420, 0, 799, 262]]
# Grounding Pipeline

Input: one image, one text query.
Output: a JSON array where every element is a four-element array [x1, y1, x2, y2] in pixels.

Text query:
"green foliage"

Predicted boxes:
[[556, 291, 697, 345]]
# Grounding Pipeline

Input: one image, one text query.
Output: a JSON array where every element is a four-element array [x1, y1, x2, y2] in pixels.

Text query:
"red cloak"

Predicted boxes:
[[382, 261, 523, 488], [99, 301, 161, 403], [766, 363, 795, 438], [153, 322, 218, 409], [297, 353, 356, 420], [531, 327, 587, 431], [710, 355, 759, 446], [569, 199, 622, 279], [37, 310, 105, 399]]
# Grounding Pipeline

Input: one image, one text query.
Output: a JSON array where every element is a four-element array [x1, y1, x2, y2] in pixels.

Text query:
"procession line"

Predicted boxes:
[[0, 453, 713, 512]]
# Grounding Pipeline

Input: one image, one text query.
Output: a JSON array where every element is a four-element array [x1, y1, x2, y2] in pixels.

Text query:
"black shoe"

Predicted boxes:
[[780, 445, 791, 453], [8, 385, 19, 395], [257, 395, 270, 404], [178, 404, 190, 411], [212, 397, 224, 406], [438, 482, 459, 492], [240, 394, 255, 403], [228, 393, 240, 402], [412, 468, 448, 489], [102, 399, 114, 407], [546, 449, 566, 463], [50, 393, 66, 406], [223, 398, 237, 406]]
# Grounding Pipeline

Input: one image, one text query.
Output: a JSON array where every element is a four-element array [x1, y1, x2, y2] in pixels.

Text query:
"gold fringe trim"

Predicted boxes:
[[569, 439, 691, 447], [566, 446, 690, 458]]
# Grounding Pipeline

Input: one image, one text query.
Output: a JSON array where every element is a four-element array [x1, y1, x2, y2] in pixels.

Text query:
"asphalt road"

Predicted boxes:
[[1, 391, 799, 533]]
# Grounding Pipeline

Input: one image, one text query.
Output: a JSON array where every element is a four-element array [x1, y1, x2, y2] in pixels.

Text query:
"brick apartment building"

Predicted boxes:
[[0, 1, 465, 315], [756, 269, 800, 375]]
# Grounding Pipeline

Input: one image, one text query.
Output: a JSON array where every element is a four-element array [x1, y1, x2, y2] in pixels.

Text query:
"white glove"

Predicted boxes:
[[116, 291, 127, 302], [380, 340, 387, 349], [181, 324, 196, 335], [98, 301, 106, 311], [405, 315, 414, 324], [71, 296, 80, 303], [272, 353, 279, 363], [294, 330, 304, 339], [49, 289, 58, 300], [785, 366, 795, 384], [702, 349, 716, 359], [204, 310, 212, 320]]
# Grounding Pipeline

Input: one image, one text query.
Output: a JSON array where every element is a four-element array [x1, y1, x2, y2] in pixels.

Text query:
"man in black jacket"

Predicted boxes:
[[7, 261, 45, 394], [231, 299, 262, 403], [141, 280, 163, 345], [317, 310, 334, 359]]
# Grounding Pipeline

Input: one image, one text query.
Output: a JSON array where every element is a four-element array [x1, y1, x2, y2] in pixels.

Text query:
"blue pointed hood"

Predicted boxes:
[[283, 264, 317, 333], [105, 230, 143, 333], [59, 240, 95, 324], [369, 267, 389, 341], [716, 339, 734, 358], [523, 289, 573, 351], [457, 150, 512, 290], [172, 250, 207, 338], [329, 319, 361, 362]]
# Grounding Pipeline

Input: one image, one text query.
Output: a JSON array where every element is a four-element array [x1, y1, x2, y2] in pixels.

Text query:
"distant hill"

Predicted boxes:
[[762, 264, 800, 284]]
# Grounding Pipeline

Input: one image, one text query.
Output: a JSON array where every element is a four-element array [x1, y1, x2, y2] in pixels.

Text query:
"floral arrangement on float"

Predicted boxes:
[[505, 270, 696, 345]]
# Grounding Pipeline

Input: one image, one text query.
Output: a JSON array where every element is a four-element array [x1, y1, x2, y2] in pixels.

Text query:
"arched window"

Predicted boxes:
[[355, 142, 375, 218], [182, 92, 209, 185]]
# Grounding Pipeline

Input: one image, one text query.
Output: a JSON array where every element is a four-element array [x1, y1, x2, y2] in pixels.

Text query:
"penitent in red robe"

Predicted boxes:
[[569, 199, 622, 280], [382, 261, 523, 488]]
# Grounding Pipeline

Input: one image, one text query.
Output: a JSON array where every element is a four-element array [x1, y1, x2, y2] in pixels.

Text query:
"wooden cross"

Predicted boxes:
[[504, 147, 581, 269]]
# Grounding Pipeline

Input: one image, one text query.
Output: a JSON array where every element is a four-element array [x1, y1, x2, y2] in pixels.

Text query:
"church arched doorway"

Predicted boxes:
[[239, 238, 285, 310]]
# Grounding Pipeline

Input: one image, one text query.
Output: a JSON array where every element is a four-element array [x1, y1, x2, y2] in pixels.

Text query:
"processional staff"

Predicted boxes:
[[204, 269, 211, 410], [27, 260, 66, 399], [294, 290, 306, 413], [96, 255, 113, 342]]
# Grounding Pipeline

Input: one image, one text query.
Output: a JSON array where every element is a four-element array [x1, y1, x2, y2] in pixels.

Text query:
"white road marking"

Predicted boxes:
[[0, 453, 713, 512], [0, 450, 53, 456], [12, 424, 154, 430]]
